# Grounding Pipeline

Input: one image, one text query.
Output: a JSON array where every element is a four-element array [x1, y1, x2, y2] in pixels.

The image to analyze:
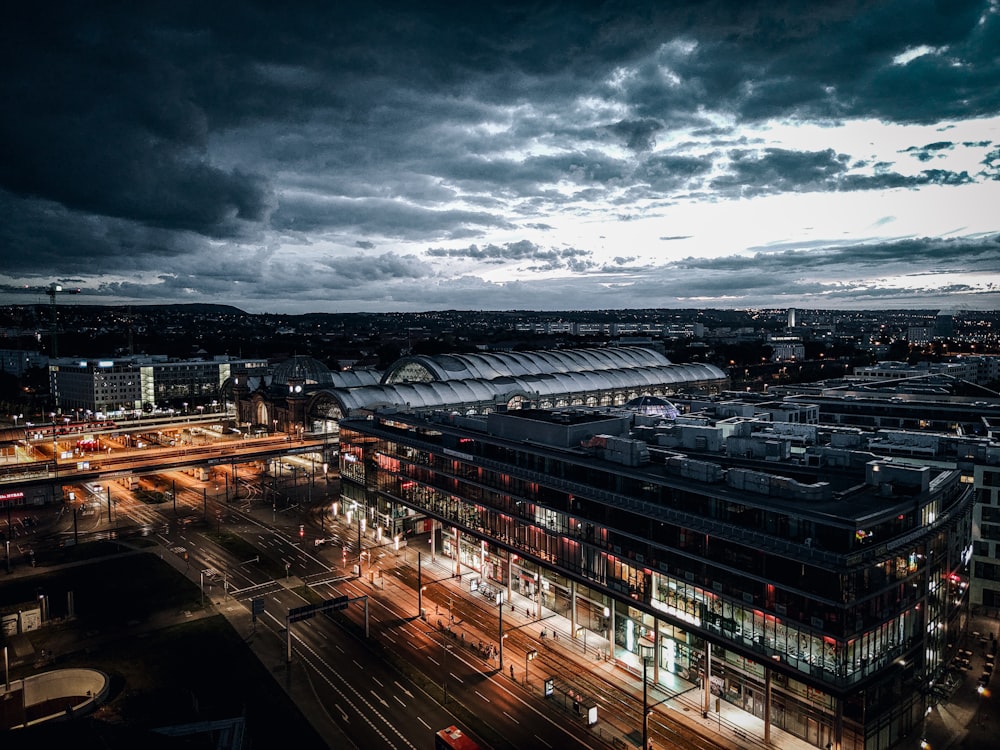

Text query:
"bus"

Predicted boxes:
[[434, 725, 483, 750]]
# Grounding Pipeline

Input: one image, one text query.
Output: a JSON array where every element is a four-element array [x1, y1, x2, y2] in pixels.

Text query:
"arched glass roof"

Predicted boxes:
[[271, 355, 333, 385], [382, 346, 672, 384], [327, 369, 382, 389], [314, 361, 727, 416]]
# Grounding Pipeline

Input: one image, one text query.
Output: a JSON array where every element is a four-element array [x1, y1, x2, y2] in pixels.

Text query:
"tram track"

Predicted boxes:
[[374, 562, 731, 750]]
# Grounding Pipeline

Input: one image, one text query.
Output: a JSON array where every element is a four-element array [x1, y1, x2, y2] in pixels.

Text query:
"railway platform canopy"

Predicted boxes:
[[300, 346, 728, 426]]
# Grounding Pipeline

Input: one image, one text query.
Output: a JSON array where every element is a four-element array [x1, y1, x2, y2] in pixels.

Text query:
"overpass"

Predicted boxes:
[[1, 432, 338, 505]]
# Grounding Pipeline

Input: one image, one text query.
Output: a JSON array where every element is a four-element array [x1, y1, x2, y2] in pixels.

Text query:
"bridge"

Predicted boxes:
[[0, 421, 337, 503]]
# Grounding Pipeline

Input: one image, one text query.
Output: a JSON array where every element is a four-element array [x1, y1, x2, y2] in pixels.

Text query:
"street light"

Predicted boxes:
[[525, 649, 538, 687], [641, 649, 654, 750], [604, 606, 611, 660], [68, 491, 78, 546], [497, 591, 507, 670], [424, 628, 454, 704]]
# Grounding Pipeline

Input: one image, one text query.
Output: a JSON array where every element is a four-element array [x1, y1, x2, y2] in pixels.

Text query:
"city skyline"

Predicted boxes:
[[1, 1, 999, 314]]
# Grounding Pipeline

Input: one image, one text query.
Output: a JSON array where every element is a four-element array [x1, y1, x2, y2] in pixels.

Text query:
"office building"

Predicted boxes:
[[339, 405, 973, 750], [49, 355, 268, 415]]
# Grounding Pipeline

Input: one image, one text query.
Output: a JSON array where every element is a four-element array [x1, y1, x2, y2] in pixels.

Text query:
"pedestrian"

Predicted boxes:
[[510, 664, 515, 679]]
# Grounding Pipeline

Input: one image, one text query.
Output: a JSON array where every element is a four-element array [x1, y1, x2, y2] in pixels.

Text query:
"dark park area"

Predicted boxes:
[[0, 544, 328, 749]]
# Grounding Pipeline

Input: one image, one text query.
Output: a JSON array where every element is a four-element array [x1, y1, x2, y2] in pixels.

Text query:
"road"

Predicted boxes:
[[4, 437, 737, 750]]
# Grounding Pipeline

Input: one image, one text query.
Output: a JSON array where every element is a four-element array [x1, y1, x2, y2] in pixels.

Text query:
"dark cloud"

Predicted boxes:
[[902, 141, 955, 161], [709, 148, 975, 195], [427, 241, 594, 272], [634, 154, 714, 193], [712, 148, 850, 196], [838, 169, 974, 190], [676, 235, 1000, 273], [609, 118, 664, 151], [0, 1, 996, 312], [271, 196, 512, 239], [317, 252, 433, 285]]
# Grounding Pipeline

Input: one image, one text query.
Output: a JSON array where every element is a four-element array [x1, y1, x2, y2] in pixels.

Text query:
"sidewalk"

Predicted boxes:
[[920, 611, 999, 750], [392, 546, 816, 750]]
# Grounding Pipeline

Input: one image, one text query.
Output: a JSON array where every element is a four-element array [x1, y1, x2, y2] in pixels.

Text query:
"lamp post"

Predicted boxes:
[[604, 606, 611, 660], [417, 551, 423, 618], [68, 491, 78, 546], [498, 594, 505, 670], [440, 641, 453, 704], [641, 648, 655, 750], [525, 649, 538, 687]]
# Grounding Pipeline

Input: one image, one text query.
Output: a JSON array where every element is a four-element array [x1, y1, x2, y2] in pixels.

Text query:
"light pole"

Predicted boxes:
[[641, 650, 655, 750], [498, 593, 507, 670], [417, 551, 423, 618], [68, 491, 78, 546], [604, 606, 611, 660], [525, 649, 537, 687], [443, 642, 452, 703], [425, 630, 453, 704]]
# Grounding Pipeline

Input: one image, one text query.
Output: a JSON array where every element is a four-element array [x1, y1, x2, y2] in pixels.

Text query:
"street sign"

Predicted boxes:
[[289, 603, 318, 622], [251, 597, 264, 622]]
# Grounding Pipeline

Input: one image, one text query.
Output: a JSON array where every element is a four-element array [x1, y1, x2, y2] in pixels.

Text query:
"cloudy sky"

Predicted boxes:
[[1, 1, 998, 314]]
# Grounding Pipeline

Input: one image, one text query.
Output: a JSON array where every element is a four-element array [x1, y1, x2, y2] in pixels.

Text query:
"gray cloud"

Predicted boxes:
[[609, 118, 664, 151], [712, 148, 850, 196], [427, 240, 595, 272], [676, 234, 1000, 273], [902, 141, 955, 161], [0, 1, 996, 313]]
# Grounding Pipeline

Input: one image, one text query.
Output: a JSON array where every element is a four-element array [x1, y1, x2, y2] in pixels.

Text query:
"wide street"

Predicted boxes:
[[2, 448, 657, 750]]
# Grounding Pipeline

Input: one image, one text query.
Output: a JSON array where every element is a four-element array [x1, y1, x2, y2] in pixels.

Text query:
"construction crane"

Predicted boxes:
[[3, 282, 81, 359], [45, 283, 81, 357]]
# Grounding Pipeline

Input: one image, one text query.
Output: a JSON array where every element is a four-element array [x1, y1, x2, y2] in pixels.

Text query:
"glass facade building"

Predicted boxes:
[[339, 408, 973, 750]]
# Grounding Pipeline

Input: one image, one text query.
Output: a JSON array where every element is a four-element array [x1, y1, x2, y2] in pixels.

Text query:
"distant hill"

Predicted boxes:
[[1, 302, 249, 316]]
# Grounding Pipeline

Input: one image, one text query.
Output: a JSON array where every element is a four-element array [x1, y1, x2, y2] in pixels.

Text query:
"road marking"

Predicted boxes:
[[418, 717, 431, 730], [394, 695, 406, 707], [334, 703, 349, 722], [475, 690, 490, 702], [428, 657, 440, 666], [372, 677, 384, 687], [370, 690, 388, 708], [503, 711, 519, 724], [451, 672, 463, 684], [533, 735, 551, 747], [394, 681, 413, 698]]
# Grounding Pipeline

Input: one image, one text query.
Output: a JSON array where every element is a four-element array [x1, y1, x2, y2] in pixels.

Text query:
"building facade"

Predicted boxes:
[[971, 463, 1000, 609], [49, 355, 268, 414], [339, 407, 973, 750]]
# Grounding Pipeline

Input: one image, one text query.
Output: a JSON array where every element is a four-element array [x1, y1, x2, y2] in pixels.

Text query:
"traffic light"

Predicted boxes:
[[299, 524, 305, 538]]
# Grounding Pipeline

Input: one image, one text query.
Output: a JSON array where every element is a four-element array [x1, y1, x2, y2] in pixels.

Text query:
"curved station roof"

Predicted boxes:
[[382, 346, 673, 384], [305, 347, 727, 420]]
